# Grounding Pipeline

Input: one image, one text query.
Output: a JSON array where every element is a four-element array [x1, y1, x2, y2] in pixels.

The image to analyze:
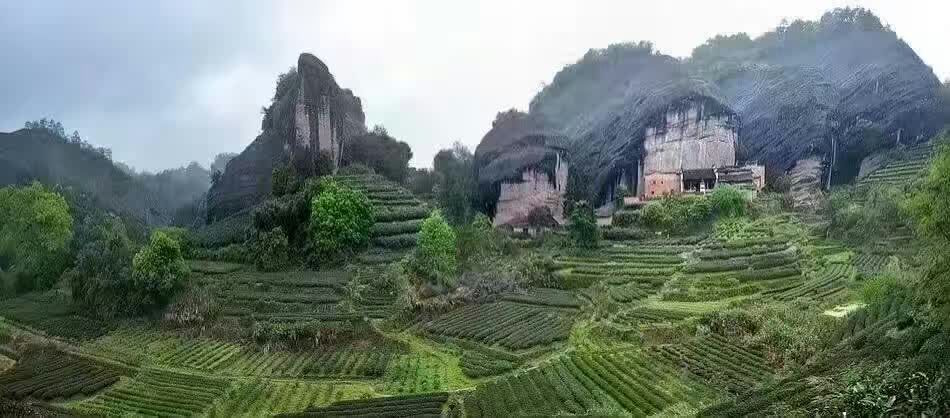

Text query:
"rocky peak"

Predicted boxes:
[[207, 53, 366, 222]]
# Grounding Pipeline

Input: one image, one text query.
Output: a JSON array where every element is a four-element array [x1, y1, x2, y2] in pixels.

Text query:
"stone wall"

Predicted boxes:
[[493, 155, 569, 227], [643, 105, 736, 175]]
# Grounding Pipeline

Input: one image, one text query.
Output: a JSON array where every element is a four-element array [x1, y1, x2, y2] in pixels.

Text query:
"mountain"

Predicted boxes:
[[480, 8, 944, 204], [0, 128, 168, 224], [206, 53, 367, 222]]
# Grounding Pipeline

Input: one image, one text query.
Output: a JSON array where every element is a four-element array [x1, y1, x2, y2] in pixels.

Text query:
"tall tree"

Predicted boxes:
[[433, 142, 477, 225]]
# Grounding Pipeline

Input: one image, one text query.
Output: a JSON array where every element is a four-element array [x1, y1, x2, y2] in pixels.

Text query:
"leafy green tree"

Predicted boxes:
[[413, 210, 458, 286], [433, 142, 477, 225], [271, 164, 298, 197], [308, 179, 374, 262], [0, 183, 74, 290], [568, 202, 600, 249], [131, 230, 189, 311], [341, 126, 413, 183], [254, 227, 290, 272], [709, 185, 750, 218], [71, 217, 135, 317]]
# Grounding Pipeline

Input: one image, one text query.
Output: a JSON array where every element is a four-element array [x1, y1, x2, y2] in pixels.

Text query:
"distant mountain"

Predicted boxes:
[[479, 8, 944, 204], [0, 128, 168, 224], [0, 127, 213, 226]]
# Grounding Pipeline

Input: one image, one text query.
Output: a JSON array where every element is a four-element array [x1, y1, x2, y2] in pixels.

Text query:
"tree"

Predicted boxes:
[[433, 142, 477, 225], [568, 202, 600, 249], [308, 179, 374, 263], [0, 183, 74, 290], [71, 217, 135, 317], [341, 129, 413, 183], [131, 230, 189, 311], [271, 165, 298, 197], [407, 168, 438, 197], [254, 227, 290, 272], [413, 210, 457, 286]]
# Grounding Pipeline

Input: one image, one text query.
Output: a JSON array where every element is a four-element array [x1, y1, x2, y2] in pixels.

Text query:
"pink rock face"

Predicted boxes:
[[494, 159, 569, 228]]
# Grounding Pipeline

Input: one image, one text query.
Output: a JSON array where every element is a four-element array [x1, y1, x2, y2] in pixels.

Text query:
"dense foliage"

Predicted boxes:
[[70, 217, 135, 317], [131, 230, 189, 311], [253, 227, 290, 272], [709, 186, 750, 218], [412, 210, 458, 287], [903, 137, 950, 328], [433, 142, 477, 225], [342, 126, 413, 183], [568, 202, 599, 248], [308, 179, 375, 263], [0, 183, 73, 291], [641, 195, 712, 234]]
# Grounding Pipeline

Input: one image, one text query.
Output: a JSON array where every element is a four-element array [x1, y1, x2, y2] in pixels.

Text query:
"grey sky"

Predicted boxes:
[[1, 1, 947, 172]]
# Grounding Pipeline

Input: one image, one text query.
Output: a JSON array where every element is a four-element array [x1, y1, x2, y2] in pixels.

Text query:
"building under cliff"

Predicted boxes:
[[585, 92, 765, 216], [206, 53, 366, 222], [474, 111, 570, 229]]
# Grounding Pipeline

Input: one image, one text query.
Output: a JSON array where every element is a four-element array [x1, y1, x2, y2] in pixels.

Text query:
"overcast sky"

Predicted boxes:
[[1, 1, 947, 172]]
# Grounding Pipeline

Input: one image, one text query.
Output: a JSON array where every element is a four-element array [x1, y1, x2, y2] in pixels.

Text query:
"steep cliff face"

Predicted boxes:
[[207, 53, 366, 222], [709, 11, 941, 180], [479, 9, 943, 205], [474, 110, 569, 215]]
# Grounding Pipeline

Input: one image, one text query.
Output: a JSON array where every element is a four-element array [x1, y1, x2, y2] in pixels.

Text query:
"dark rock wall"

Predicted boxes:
[[207, 53, 366, 222]]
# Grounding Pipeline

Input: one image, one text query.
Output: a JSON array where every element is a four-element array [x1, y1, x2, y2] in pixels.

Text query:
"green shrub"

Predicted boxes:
[[308, 179, 374, 264], [568, 202, 600, 248], [131, 230, 189, 311], [70, 217, 135, 317], [457, 213, 499, 267], [641, 195, 711, 234], [270, 164, 299, 197], [155, 227, 194, 258], [412, 210, 458, 286], [253, 227, 290, 272], [710, 185, 750, 217], [612, 210, 640, 227]]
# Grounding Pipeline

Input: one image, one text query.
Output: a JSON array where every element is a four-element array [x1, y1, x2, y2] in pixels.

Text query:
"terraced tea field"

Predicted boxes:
[[552, 243, 687, 297], [0, 349, 120, 401], [335, 174, 430, 254], [286, 392, 450, 417], [423, 301, 575, 350], [767, 263, 854, 301], [208, 270, 353, 323], [652, 334, 773, 393], [463, 350, 701, 417], [73, 368, 231, 416], [209, 380, 374, 417], [664, 237, 803, 302], [858, 142, 934, 187]]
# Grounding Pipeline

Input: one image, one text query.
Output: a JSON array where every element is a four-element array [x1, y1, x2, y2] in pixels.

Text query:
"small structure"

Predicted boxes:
[[600, 95, 765, 209]]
